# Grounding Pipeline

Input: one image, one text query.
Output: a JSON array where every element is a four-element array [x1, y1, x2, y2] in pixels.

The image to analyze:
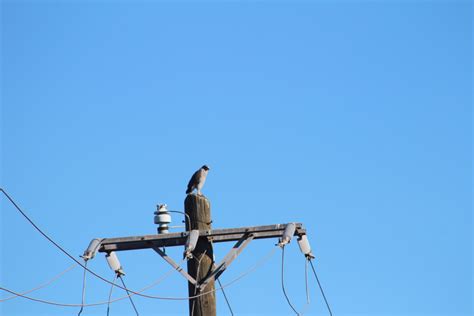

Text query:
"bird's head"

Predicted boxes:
[[202, 165, 210, 171]]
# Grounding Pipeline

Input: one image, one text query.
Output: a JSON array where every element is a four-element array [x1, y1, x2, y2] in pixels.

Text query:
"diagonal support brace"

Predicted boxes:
[[152, 246, 197, 285], [198, 233, 255, 290]]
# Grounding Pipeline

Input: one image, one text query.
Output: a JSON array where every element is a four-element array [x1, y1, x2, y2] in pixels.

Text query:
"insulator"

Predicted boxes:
[[154, 213, 171, 225], [184, 230, 199, 259], [82, 238, 102, 261], [278, 223, 296, 247], [106, 251, 125, 276], [154, 204, 172, 234], [158, 224, 169, 234], [297, 234, 314, 258]]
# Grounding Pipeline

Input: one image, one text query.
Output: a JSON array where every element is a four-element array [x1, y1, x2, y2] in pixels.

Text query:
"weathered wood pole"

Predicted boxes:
[[185, 194, 216, 316]]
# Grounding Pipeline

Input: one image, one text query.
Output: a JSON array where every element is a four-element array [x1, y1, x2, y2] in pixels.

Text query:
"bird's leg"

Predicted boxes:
[[197, 190, 202, 196]]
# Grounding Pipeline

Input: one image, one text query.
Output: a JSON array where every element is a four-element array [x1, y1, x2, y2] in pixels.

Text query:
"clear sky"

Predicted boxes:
[[1, 1, 472, 315]]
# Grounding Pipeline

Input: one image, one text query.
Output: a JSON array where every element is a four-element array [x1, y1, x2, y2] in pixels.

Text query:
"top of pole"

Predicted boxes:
[[184, 194, 212, 231]]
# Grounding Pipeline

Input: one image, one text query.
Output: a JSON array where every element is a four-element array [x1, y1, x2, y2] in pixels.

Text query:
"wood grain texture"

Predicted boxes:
[[185, 194, 216, 316]]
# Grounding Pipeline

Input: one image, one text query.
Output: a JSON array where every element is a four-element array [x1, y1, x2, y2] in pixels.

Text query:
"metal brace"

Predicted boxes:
[[152, 246, 197, 285], [198, 233, 255, 290]]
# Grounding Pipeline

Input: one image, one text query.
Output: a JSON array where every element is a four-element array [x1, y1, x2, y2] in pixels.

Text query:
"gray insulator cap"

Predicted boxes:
[[278, 223, 296, 247], [184, 230, 200, 259], [82, 238, 102, 261]]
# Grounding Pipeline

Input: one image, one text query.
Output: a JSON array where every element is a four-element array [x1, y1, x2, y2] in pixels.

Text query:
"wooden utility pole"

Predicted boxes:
[[184, 194, 216, 316]]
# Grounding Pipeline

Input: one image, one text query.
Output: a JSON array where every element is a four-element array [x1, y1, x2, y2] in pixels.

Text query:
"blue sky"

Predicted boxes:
[[1, 1, 472, 315]]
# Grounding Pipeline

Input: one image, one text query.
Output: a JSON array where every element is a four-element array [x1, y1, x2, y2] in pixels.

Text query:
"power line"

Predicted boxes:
[[0, 264, 76, 302], [106, 275, 117, 316], [0, 262, 176, 307], [309, 259, 333, 316], [305, 259, 310, 304], [77, 261, 88, 316], [281, 247, 300, 315], [217, 278, 234, 316], [0, 246, 278, 307], [299, 259, 312, 316], [119, 276, 139, 316], [0, 188, 131, 293]]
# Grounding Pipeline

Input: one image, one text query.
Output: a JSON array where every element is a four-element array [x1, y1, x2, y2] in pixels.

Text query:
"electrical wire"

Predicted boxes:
[[305, 259, 310, 304], [0, 264, 76, 302], [217, 278, 234, 316], [309, 259, 333, 316], [77, 261, 88, 316], [0, 189, 130, 292], [119, 276, 139, 316], [169, 209, 212, 228], [0, 188, 209, 298], [298, 258, 312, 316], [0, 259, 179, 307], [106, 275, 117, 316], [0, 246, 278, 306], [210, 254, 234, 316], [167, 210, 191, 231], [281, 247, 300, 316]]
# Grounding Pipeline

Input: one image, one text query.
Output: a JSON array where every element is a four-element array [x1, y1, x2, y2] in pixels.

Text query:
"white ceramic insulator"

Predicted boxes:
[[297, 234, 312, 255], [106, 251, 122, 272], [154, 213, 171, 225]]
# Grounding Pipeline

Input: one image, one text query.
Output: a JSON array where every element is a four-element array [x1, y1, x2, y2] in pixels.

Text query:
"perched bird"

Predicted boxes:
[[186, 165, 210, 195]]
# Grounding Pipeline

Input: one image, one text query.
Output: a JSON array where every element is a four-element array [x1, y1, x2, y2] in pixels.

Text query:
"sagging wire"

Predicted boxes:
[[281, 246, 300, 315], [211, 251, 234, 316], [0, 189, 131, 293], [0, 264, 76, 302], [106, 275, 117, 316], [118, 276, 139, 316], [309, 259, 333, 316], [217, 278, 234, 316], [0, 246, 278, 307], [297, 258, 312, 316], [305, 259, 310, 305], [77, 261, 88, 316], [1, 258, 183, 307]]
